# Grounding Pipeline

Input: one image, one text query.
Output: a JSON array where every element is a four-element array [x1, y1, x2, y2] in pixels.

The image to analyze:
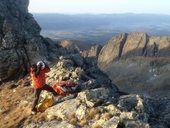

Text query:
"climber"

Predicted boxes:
[[153, 42, 159, 57], [30, 61, 58, 114]]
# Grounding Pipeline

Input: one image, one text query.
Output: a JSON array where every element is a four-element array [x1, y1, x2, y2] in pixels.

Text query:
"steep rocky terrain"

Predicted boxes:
[[98, 32, 170, 98], [1, 53, 170, 128], [98, 32, 170, 67], [0, 0, 170, 128], [0, 0, 49, 81]]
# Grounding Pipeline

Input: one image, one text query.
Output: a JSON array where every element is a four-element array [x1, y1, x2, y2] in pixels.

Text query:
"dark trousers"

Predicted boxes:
[[32, 84, 58, 111]]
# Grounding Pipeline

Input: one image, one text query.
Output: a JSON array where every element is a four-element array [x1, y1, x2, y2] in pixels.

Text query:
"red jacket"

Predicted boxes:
[[30, 67, 50, 89], [52, 81, 75, 94]]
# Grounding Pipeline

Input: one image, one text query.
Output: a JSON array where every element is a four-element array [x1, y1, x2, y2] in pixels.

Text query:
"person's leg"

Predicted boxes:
[[32, 89, 42, 112], [72, 85, 81, 93], [43, 84, 58, 96]]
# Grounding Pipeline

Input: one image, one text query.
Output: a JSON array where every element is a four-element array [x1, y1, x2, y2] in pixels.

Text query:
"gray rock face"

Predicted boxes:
[[98, 32, 170, 98], [0, 0, 48, 80], [82, 44, 102, 58], [147, 36, 170, 57], [98, 32, 170, 67], [98, 32, 149, 68], [98, 33, 127, 67], [78, 88, 112, 107], [121, 32, 148, 58]]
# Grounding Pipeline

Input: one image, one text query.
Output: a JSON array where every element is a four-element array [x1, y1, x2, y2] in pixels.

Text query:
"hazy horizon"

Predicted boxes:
[[29, 0, 170, 15], [33, 13, 170, 44], [31, 12, 170, 16]]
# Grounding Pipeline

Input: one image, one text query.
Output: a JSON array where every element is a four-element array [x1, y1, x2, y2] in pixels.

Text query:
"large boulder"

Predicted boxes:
[[121, 32, 148, 58], [98, 33, 127, 67], [98, 32, 149, 68], [0, 0, 48, 80], [46, 99, 81, 120], [77, 88, 113, 107]]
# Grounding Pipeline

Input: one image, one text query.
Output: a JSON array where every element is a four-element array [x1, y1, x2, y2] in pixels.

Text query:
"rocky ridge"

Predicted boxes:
[[97, 32, 170, 98], [98, 32, 170, 67], [15, 53, 170, 128], [46, 53, 118, 93], [43, 52, 170, 128], [1, 50, 170, 128]]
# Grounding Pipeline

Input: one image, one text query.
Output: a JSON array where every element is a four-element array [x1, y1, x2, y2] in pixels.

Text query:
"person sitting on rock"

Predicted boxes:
[[30, 61, 58, 114]]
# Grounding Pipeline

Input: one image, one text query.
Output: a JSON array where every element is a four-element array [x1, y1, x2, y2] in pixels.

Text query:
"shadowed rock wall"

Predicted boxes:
[[0, 0, 48, 80]]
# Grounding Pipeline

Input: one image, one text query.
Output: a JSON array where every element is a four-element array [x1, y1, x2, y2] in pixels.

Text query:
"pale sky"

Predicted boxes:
[[29, 0, 170, 14]]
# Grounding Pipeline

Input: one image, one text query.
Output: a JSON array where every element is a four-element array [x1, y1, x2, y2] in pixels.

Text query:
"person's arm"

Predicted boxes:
[[44, 63, 50, 73], [35, 64, 42, 77]]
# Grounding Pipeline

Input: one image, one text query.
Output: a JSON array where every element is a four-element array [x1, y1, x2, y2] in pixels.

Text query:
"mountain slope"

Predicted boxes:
[[98, 32, 170, 98]]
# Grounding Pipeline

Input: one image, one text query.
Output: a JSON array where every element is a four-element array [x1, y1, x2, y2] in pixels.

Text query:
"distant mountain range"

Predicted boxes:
[[33, 13, 170, 43]]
